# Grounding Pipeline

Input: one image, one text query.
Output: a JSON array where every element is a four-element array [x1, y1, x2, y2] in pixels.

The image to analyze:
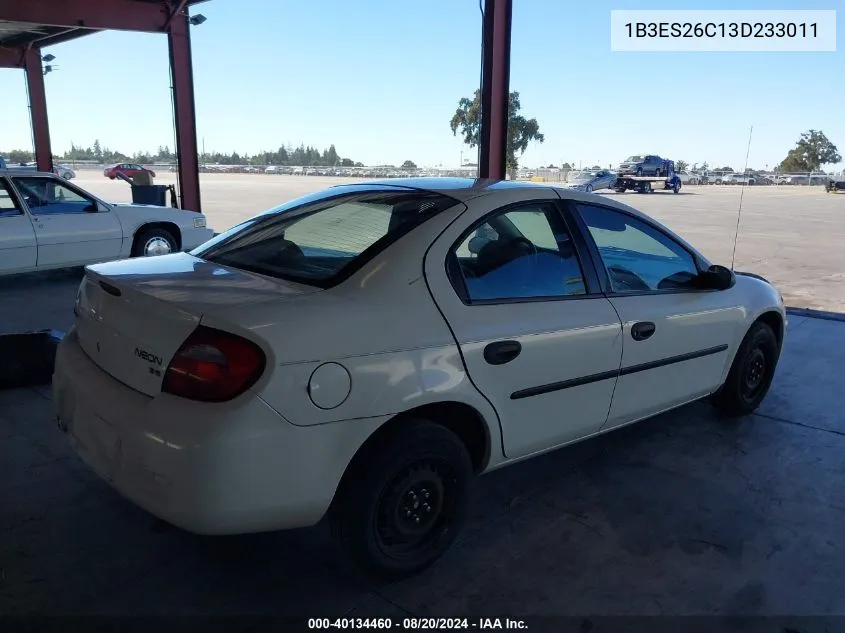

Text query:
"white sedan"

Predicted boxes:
[[0, 170, 213, 275], [53, 178, 785, 578]]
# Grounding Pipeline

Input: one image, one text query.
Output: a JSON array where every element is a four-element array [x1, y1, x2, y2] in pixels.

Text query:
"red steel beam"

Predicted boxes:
[[0, 0, 171, 33], [478, 0, 512, 180], [24, 48, 53, 173], [167, 12, 201, 212], [0, 46, 25, 68]]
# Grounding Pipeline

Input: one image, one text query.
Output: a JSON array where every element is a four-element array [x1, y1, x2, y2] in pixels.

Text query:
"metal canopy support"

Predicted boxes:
[[0, 0, 204, 211], [478, 0, 512, 180], [24, 49, 53, 173], [0, 0, 170, 33], [167, 11, 201, 212]]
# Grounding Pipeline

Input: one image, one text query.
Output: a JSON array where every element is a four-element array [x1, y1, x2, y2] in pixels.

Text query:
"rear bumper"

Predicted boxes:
[[53, 328, 381, 535]]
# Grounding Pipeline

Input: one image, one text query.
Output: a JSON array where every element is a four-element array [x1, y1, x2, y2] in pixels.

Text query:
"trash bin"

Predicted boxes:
[[131, 184, 169, 206]]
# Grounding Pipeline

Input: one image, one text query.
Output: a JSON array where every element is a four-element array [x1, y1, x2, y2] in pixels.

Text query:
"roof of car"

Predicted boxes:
[[336, 176, 659, 223], [0, 170, 56, 177], [339, 177, 562, 202]]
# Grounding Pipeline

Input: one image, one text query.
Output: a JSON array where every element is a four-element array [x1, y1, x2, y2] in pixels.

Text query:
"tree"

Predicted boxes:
[[676, 160, 688, 172], [779, 129, 841, 173], [717, 166, 734, 173], [590, 165, 601, 170], [450, 89, 544, 179], [4, 149, 33, 163], [92, 139, 103, 160], [401, 160, 417, 170]]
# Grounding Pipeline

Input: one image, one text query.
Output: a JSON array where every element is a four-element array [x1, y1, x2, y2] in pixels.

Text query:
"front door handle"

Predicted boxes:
[[631, 321, 656, 341], [483, 340, 522, 365]]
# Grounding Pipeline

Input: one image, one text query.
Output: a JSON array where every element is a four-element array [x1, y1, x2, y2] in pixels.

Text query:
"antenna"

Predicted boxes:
[[730, 125, 753, 270]]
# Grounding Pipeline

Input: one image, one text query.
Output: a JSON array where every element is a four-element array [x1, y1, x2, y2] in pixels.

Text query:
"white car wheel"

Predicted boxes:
[[133, 228, 177, 257]]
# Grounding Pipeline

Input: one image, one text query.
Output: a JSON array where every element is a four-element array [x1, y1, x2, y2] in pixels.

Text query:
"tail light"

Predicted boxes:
[[161, 326, 266, 402]]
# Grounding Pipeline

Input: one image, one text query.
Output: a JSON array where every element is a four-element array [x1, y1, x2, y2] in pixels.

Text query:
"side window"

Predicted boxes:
[[0, 179, 23, 218], [576, 204, 699, 293], [451, 203, 587, 302], [13, 177, 95, 216]]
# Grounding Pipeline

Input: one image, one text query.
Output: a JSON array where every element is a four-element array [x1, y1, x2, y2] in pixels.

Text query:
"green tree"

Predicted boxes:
[[401, 160, 417, 170], [718, 166, 734, 173], [92, 139, 102, 160], [779, 129, 841, 173], [676, 160, 688, 172], [450, 89, 544, 179], [4, 149, 33, 163]]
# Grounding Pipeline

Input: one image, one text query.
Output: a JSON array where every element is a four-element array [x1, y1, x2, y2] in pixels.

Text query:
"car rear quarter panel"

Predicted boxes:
[[200, 199, 501, 449]]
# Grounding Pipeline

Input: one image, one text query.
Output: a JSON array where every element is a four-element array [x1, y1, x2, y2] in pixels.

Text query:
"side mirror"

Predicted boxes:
[[698, 264, 735, 290]]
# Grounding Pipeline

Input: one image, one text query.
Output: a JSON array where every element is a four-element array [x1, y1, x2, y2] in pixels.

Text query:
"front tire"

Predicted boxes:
[[132, 227, 177, 257], [330, 420, 473, 579], [711, 322, 779, 417], [585, 184, 593, 193]]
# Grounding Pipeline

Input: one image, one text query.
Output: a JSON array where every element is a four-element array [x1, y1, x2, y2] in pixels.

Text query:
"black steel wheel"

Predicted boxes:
[[711, 321, 780, 416], [330, 419, 473, 579]]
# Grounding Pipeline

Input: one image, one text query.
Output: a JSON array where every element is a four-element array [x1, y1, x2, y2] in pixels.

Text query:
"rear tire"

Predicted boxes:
[[329, 419, 473, 579], [710, 322, 779, 417], [132, 227, 177, 257]]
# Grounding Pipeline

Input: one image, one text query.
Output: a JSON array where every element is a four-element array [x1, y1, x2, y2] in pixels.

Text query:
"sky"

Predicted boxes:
[[0, 0, 843, 171]]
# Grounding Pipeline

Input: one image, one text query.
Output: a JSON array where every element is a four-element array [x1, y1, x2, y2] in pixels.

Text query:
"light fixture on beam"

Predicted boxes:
[[42, 53, 56, 62], [189, 14, 207, 26]]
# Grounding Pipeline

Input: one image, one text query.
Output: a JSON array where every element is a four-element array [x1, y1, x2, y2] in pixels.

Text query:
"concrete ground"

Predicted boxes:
[[2, 173, 845, 620], [76, 173, 845, 312], [2, 313, 845, 618]]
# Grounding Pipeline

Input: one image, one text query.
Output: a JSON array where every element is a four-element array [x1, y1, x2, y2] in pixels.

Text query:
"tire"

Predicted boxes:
[[329, 419, 473, 579], [710, 322, 779, 417], [635, 167, 643, 176], [132, 227, 177, 257], [585, 184, 593, 193]]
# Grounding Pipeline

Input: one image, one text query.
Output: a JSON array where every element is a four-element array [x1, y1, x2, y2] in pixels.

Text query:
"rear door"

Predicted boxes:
[[425, 190, 623, 459], [11, 175, 123, 267], [0, 177, 37, 272], [570, 201, 744, 429]]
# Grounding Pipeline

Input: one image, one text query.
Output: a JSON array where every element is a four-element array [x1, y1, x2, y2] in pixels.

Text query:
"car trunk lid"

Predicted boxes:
[[75, 252, 319, 396]]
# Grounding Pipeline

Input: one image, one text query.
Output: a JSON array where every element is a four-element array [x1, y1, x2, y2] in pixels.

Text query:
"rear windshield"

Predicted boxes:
[[193, 188, 459, 288]]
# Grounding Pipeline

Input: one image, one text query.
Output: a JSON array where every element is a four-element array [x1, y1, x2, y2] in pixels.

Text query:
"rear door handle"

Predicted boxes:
[[631, 321, 656, 341], [483, 340, 522, 365]]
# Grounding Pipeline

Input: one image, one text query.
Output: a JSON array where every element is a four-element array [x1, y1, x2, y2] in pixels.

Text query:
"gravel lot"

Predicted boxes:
[[75, 173, 845, 312]]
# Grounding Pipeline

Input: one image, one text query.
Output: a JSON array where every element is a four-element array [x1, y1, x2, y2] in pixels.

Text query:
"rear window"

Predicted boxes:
[[194, 188, 458, 288]]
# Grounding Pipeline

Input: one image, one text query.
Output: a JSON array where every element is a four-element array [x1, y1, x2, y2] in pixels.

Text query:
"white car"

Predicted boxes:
[[0, 170, 214, 275], [53, 178, 785, 578], [677, 171, 700, 185]]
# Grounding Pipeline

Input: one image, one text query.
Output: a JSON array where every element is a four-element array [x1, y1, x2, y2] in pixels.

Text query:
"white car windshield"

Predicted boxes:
[[194, 188, 458, 287], [625, 156, 643, 162]]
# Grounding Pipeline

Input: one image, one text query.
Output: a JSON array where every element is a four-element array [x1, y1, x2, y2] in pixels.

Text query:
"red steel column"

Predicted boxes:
[[167, 12, 201, 212], [478, 0, 512, 180], [24, 49, 53, 173]]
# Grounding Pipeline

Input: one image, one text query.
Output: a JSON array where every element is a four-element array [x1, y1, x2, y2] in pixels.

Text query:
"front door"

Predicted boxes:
[[0, 177, 37, 272], [11, 175, 123, 268], [425, 191, 623, 459], [573, 201, 743, 428]]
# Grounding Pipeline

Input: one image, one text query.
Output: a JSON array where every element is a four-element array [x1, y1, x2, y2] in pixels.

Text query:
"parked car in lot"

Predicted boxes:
[[617, 154, 667, 176], [0, 157, 75, 179], [723, 174, 756, 185], [103, 163, 156, 180], [53, 178, 785, 578], [677, 171, 700, 185], [563, 169, 617, 192], [0, 170, 213, 274], [54, 164, 76, 180]]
